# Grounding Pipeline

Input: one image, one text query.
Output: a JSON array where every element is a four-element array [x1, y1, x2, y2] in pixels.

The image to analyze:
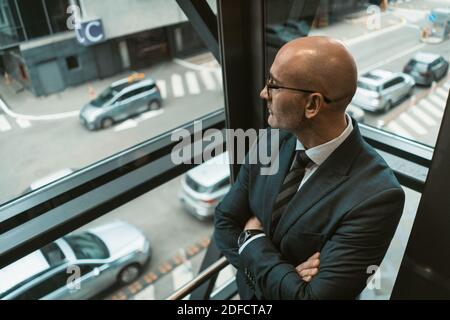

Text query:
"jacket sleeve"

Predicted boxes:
[[213, 155, 252, 270], [239, 187, 405, 299]]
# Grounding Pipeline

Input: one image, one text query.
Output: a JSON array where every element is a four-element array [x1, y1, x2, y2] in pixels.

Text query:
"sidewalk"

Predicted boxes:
[[309, 9, 404, 43], [0, 52, 220, 119]]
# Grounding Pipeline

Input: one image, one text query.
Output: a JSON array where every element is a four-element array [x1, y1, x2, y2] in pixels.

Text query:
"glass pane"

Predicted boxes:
[[264, 0, 445, 300], [0, 167, 235, 300], [265, 0, 449, 148], [0, 1, 224, 205]]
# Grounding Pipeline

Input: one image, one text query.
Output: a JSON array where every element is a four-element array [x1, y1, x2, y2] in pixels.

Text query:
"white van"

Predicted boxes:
[[179, 152, 231, 220]]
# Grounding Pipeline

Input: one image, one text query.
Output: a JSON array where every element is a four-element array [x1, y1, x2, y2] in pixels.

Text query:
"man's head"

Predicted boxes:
[[260, 36, 357, 139]]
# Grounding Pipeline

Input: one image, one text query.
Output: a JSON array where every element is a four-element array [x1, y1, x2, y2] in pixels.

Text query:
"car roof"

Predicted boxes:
[[359, 69, 396, 85], [29, 168, 75, 191], [412, 52, 440, 64], [186, 152, 230, 187], [0, 250, 50, 295], [111, 74, 156, 93]]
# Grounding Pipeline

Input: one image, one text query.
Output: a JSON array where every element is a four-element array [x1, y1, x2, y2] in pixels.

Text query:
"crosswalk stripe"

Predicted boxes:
[[172, 261, 194, 300], [419, 100, 443, 118], [113, 119, 137, 132], [429, 93, 446, 109], [213, 68, 223, 87], [0, 115, 12, 132], [185, 71, 201, 95], [436, 87, 449, 100], [199, 70, 216, 91], [133, 284, 155, 300], [171, 74, 185, 98], [443, 81, 450, 91], [410, 106, 437, 126], [16, 118, 31, 129], [156, 80, 167, 99], [399, 113, 427, 135], [386, 121, 414, 139]]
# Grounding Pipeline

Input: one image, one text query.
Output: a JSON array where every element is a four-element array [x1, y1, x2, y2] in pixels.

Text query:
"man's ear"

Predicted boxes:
[[304, 94, 322, 119]]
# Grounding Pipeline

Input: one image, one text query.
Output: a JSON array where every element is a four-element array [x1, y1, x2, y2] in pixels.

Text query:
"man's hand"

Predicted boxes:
[[296, 252, 320, 282], [244, 216, 263, 231]]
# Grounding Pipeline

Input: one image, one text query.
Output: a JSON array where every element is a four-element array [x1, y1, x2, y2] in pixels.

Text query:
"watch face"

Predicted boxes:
[[238, 231, 248, 247]]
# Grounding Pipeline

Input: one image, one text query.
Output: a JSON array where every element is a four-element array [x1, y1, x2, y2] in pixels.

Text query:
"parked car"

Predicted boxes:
[[179, 152, 231, 220], [284, 19, 310, 37], [347, 104, 365, 123], [266, 23, 300, 48], [403, 52, 449, 86], [0, 220, 151, 300], [23, 168, 76, 193], [352, 69, 415, 113], [79, 73, 162, 130]]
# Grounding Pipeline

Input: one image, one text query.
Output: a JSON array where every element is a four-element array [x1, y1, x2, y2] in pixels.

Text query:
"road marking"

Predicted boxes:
[[429, 93, 446, 109], [0, 115, 12, 132], [399, 113, 427, 135], [436, 87, 449, 100], [359, 43, 426, 75], [172, 260, 194, 300], [171, 74, 185, 98], [213, 68, 223, 87], [137, 109, 164, 121], [199, 70, 216, 91], [16, 118, 31, 128], [419, 100, 443, 118], [443, 81, 450, 91], [344, 17, 407, 46], [214, 265, 236, 290], [410, 106, 437, 126], [156, 80, 167, 99], [114, 119, 138, 132], [133, 284, 155, 300], [185, 71, 201, 95], [386, 121, 414, 139]]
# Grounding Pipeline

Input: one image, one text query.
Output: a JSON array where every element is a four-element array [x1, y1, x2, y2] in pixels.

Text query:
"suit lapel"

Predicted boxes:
[[262, 134, 297, 235], [271, 119, 364, 246]]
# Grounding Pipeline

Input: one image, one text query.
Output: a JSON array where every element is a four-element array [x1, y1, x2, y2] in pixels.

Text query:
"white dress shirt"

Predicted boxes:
[[239, 114, 354, 254]]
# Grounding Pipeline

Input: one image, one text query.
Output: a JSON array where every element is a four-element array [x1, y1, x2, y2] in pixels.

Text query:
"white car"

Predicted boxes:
[[352, 69, 415, 113], [0, 220, 151, 300], [179, 152, 231, 220]]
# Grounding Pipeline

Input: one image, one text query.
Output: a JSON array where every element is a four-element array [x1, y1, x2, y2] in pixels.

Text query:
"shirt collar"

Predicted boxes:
[[296, 113, 354, 166]]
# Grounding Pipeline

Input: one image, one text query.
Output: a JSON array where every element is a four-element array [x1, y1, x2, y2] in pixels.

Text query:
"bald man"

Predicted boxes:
[[214, 36, 405, 299]]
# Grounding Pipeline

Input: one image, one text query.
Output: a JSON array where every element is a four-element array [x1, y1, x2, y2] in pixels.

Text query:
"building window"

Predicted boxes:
[[66, 55, 80, 70]]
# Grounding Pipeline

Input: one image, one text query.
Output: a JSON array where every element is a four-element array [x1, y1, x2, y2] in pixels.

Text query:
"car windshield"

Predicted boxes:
[[408, 60, 428, 73], [357, 80, 380, 92], [41, 242, 65, 267], [64, 232, 109, 260], [91, 87, 117, 107]]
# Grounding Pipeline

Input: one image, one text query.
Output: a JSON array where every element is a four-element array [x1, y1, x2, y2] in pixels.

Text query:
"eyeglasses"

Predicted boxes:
[[265, 76, 333, 104]]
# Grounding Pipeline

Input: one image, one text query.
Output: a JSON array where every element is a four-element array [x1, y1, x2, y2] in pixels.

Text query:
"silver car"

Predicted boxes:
[[179, 152, 231, 220], [0, 220, 151, 300], [403, 52, 449, 86], [352, 69, 415, 113], [79, 74, 162, 130]]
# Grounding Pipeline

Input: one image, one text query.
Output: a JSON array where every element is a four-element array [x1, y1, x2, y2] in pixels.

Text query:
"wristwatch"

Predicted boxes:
[[238, 229, 264, 248]]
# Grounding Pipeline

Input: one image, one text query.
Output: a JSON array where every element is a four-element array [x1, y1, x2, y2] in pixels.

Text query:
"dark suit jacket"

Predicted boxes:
[[213, 119, 405, 299]]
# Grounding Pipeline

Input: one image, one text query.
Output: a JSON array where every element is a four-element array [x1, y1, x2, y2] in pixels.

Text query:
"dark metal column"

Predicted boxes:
[[176, 0, 220, 62], [391, 92, 450, 299], [190, 0, 267, 300]]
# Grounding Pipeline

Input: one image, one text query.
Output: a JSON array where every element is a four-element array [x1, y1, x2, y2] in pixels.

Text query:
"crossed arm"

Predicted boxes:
[[214, 159, 405, 299]]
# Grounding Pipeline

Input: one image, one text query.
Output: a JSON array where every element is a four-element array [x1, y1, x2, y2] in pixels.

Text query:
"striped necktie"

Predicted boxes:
[[271, 150, 312, 235]]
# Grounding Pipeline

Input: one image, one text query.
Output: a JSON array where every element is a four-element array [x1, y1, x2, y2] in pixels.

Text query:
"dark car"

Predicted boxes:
[[403, 52, 449, 86], [266, 23, 300, 48]]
